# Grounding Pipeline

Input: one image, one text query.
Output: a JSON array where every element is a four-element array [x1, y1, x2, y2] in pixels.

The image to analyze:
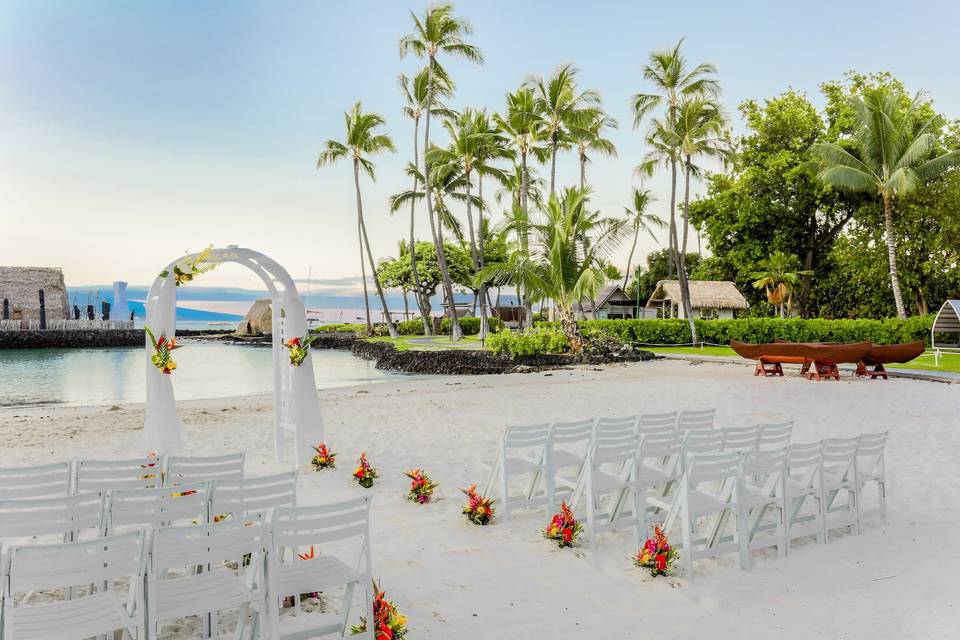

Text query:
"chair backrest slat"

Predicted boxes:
[[684, 430, 724, 455], [639, 431, 683, 458], [272, 496, 371, 548], [0, 492, 104, 539], [0, 462, 72, 499], [788, 442, 822, 468], [107, 482, 211, 531], [152, 519, 263, 570], [856, 431, 888, 457], [164, 453, 245, 486], [7, 530, 144, 594], [722, 425, 761, 452], [757, 421, 794, 451], [211, 472, 297, 517], [742, 447, 788, 476], [688, 451, 741, 483], [595, 416, 637, 437], [502, 424, 551, 447], [821, 437, 858, 463], [76, 457, 161, 492], [550, 419, 595, 443], [677, 409, 716, 432], [639, 412, 678, 431]]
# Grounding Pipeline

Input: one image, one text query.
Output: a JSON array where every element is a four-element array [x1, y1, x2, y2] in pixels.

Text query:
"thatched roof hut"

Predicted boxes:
[[236, 298, 272, 335], [646, 280, 749, 320], [0, 266, 70, 321]]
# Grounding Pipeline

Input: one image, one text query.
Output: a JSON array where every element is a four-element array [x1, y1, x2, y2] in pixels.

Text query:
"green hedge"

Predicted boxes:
[[440, 316, 505, 335], [487, 328, 569, 356], [537, 316, 934, 346]]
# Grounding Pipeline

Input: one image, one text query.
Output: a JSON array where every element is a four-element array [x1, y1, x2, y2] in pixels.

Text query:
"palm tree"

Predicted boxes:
[[751, 250, 813, 318], [317, 102, 399, 337], [622, 188, 665, 289], [398, 68, 454, 334], [494, 88, 548, 327], [633, 39, 720, 343], [400, 2, 483, 340], [478, 188, 626, 351], [526, 64, 601, 196], [811, 86, 960, 318], [569, 111, 618, 190]]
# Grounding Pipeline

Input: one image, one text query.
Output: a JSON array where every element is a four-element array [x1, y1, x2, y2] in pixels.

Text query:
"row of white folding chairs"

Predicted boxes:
[[0, 452, 247, 501], [483, 413, 792, 520], [0, 495, 375, 640], [574, 431, 887, 577]]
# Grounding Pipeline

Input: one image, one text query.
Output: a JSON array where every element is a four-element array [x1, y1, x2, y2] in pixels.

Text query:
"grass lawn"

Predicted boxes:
[[650, 345, 960, 374], [366, 335, 489, 351]]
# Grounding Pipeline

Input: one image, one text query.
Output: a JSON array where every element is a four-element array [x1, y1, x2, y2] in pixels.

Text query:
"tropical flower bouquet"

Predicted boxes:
[[635, 525, 679, 577], [311, 443, 337, 470], [284, 334, 317, 367], [404, 468, 438, 504], [460, 484, 495, 525], [353, 451, 378, 488], [159, 244, 218, 286], [543, 501, 584, 548], [145, 326, 178, 374], [350, 580, 408, 639]]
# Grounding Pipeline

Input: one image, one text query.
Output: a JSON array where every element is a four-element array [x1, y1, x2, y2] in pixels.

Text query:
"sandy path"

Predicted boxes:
[[2, 359, 958, 638]]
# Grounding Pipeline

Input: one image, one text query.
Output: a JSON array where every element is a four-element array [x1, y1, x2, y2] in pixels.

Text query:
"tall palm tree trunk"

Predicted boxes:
[[520, 150, 533, 329], [463, 169, 485, 337], [579, 153, 586, 190], [549, 140, 558, 196], [356, 211, 371, 333], [670, 157, 697, 342], [681, 157, 692, 254], [354, 161, 399, 338], [409, 116, 431, 335], [477, 175, 489, 338], [623, 227, 639, 290], [882, 194, 907, 319], [423, 62, 463, 340]]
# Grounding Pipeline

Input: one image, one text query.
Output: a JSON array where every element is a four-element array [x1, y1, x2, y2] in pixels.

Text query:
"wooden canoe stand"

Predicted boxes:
[[855, 361, 889, 380], [804, 360, 840, 381], [754, 358, 784, 377]]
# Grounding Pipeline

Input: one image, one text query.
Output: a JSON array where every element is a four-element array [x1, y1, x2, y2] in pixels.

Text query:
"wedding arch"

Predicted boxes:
[[142, 245, 322, 466]]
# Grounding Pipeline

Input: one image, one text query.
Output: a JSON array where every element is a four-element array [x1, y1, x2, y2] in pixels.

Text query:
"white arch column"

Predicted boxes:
[[143, 246, 323, 466]]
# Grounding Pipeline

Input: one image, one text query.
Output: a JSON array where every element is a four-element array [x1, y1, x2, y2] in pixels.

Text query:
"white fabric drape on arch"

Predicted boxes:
[[143, 246, 323, 465]]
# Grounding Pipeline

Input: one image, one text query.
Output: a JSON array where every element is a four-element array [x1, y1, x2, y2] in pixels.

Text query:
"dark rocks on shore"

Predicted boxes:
[[0, 329, 144, 349]]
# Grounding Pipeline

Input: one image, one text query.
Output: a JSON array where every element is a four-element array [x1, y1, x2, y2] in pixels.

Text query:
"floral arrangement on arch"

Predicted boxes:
[[460, 484, 495, 525], [284, 334, 318, 367], [543, 501, 584, 548], [350, 579, 407, 639], [145, 326, 178, 374], [635, 525, 679, 577], [404, 468, 438, 504], [353, 451, 378, 488], [159, 244, 218, 287], [311, 443, 336, 470]]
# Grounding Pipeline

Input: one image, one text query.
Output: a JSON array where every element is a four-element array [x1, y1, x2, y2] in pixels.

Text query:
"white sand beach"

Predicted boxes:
[[2, 359, 958, 639]]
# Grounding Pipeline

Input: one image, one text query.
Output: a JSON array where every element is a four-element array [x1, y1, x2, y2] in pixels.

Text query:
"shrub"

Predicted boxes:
[[538, 315, 934, 346], [487, 328, 569, 357], [396, 318, 427, 335], [313, 323, 365, 334], [440, 316, 505, 336]]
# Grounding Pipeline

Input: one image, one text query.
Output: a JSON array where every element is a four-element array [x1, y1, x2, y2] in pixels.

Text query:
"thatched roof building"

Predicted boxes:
[[236, 298, 272, 335], [646, 280, 749, 320], [0, 266, 70, 321]]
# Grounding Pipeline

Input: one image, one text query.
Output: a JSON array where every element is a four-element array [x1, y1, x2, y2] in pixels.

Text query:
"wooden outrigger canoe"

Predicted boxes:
[[731, 340, 872, 380]]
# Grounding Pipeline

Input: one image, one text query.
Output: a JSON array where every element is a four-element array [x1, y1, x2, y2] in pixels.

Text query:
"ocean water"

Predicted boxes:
[[0, 343, 423, 407]]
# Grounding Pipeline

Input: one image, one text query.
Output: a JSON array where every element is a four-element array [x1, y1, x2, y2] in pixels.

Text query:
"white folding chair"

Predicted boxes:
[[820, 438, 860, 540], [2, 531, 146, 640], [595, 415, 637, 438], [211, 471, 298, 520], [545, 419, 594, 505], [75, 456, 161, 493], [756, 421, 794, 451], [148, 519, 266, 640], [482, 424, 553, 520], [674, 451, 747, 578], [855, 431, 888, 526], [106, 482, 212, 534], [677, 409, 716, 432], [638, 411, 678, 434], [268, 497, 374, 639], [740, 448, 789, 566], [565, 429, 640, 548], [683, 430, 724, 466], [637, 431, 684, 541], [785, 442, 826, 549], [722, 425, 761, 453], [164, 453, 245, 486], [0, 462, 71, 500]]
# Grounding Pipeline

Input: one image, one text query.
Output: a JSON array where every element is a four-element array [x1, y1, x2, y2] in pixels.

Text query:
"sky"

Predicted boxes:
[[2, 0, 959, 299]]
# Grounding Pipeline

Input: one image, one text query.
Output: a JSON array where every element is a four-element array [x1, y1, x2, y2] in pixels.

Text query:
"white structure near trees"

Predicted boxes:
[[143, 246, 322, 466], [646, 280, 749, 320], [932, 299, 960, 355]]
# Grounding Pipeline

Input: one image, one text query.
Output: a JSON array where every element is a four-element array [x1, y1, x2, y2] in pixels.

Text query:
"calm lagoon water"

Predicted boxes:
[[0, 343, 420, 407]]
